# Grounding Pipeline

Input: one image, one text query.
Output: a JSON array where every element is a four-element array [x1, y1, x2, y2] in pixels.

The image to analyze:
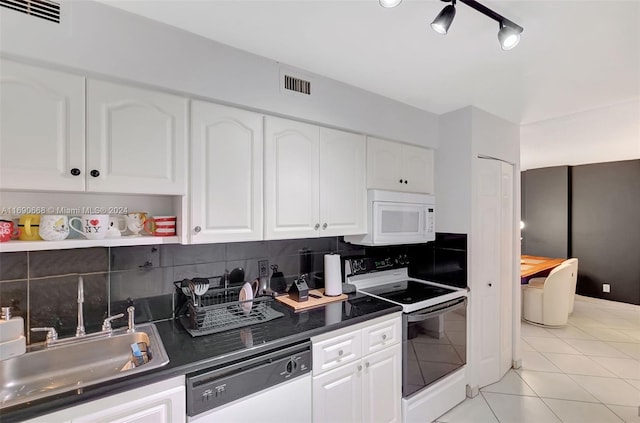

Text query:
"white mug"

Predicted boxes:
[[106, 215, 127, 238], [39, 215, 70, 241], [125, 212, 147, 236], [69, 214, 109, 240]]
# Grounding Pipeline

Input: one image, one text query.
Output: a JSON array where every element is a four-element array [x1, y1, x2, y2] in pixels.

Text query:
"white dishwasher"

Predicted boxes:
[[186, 341, 312, 422]]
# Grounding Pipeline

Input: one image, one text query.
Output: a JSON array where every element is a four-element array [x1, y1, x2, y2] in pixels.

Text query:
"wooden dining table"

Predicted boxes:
[[520, 254, 566, 282]]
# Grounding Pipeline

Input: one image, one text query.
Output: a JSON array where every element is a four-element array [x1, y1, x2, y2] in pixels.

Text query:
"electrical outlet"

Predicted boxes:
[[603, 283, 611, 293], [258, 260, 269, 278]]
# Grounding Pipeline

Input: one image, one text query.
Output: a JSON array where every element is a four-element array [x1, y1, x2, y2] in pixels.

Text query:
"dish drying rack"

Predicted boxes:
[[174, 282, 284, 337]]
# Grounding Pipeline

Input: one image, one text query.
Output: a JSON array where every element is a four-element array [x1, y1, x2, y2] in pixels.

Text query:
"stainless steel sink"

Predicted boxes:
[[0, 323, 169, 409]]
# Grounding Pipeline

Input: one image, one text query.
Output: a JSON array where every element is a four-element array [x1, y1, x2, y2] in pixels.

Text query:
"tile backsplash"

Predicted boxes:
[[0, 233, 467, 344]]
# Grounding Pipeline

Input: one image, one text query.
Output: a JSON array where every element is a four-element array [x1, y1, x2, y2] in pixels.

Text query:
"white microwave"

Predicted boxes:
[[344, 190, 435, 246]]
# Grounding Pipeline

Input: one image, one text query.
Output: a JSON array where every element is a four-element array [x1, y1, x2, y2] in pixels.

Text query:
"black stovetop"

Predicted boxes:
[[360, 280, 457, 304]]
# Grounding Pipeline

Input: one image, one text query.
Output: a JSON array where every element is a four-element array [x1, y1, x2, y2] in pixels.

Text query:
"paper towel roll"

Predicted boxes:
[[324, 254, 342, 296]]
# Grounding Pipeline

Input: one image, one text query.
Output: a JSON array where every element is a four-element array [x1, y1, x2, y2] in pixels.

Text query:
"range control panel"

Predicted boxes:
[[344, 254, 410, 277]]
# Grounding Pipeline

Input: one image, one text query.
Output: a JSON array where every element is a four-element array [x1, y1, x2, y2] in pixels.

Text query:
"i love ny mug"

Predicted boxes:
[[143, 216, 177, 236], [69, 214, 109, 240]]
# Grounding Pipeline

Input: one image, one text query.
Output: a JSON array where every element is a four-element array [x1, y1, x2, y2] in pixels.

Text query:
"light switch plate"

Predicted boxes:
[[258, 260, 269, 278]]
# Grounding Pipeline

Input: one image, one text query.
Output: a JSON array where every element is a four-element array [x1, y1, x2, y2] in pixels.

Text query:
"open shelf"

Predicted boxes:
[[0, 235, 180, 252]]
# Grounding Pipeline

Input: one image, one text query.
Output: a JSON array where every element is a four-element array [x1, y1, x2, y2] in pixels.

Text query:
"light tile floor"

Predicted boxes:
[[436, 295, 640, 423]]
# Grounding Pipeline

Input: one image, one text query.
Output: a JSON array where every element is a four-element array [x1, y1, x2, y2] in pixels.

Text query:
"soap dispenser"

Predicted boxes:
[[0, 306, 26, 361]]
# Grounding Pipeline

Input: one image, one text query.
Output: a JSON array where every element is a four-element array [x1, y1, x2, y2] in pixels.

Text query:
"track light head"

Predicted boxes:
[[498, 22, 522, 50], [379, 0, 402, 8], [431, 3, 456, 35]]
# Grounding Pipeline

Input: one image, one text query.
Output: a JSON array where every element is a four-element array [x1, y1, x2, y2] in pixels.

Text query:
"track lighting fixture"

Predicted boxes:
[[381, 0, 524, 50], [430, 0, 456, 35]]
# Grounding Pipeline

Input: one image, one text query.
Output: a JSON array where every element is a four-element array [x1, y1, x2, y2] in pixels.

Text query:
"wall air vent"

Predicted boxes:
[[283, 74, 311, 96], [1, 0, 60, 23]]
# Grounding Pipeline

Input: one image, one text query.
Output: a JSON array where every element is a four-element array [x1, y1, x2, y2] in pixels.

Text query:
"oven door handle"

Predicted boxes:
[[406, 297, 466, 322]]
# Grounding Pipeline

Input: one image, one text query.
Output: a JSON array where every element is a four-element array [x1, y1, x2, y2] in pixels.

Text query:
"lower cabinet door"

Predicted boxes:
[[362, 344, 402, 423], [312, 361, 363, 423]]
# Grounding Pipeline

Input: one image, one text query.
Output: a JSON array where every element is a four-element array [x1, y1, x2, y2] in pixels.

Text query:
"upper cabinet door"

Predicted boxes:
[[319, 128, 366, 236], [0, 59, 85, 191], [367, 137, 435, 194], [402, 144, 434, 194], [366, 137, 403, 191], [86, 80, 187, 195], [190, 101, 263, 243], [264, 116, 320, 240]]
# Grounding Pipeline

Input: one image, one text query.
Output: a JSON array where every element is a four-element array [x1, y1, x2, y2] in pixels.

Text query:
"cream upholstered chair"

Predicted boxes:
[[522, 262, 573, 327], [528, 258, 579, 313]]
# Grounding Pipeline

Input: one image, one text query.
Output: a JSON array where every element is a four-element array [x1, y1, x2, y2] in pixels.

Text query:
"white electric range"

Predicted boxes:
[[344, 255, 468, 423]]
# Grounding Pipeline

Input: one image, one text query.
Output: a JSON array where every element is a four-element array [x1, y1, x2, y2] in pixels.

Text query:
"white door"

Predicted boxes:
[[319, 128, 366, 236], [366, 137, 402, 191], [312, 361, 363, 423], [474, 158, 514, 388], [86, 79, 187, 195], [499, 162, 514, 375], [190, 101, 263, 243], [264, 117, 320, 239], [0, 59, 85, 191], [402, 145, 434, 194], [362, 344, 402, 423]]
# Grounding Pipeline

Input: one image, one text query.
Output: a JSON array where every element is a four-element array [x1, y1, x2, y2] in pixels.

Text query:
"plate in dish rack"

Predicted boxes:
[[239, 282, 254, 314]]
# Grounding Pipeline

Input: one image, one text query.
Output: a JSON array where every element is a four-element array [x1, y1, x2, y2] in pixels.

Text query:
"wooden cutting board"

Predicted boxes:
[[275, 288, 347, 312]]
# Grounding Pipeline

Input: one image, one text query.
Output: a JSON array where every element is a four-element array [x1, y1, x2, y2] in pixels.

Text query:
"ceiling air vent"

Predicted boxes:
[[283, 74, 311, 96], [1, 0, 60, 23]]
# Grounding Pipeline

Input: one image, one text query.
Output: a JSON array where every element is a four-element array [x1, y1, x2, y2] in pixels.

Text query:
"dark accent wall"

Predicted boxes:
[[522, 160, 640, 305], [571, 160, 640, 305], [521, 166, 569, 258]]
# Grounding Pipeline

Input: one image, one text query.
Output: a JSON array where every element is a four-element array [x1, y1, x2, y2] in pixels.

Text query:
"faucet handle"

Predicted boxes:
[[127, 306, 136, 333], [101, 313, 125, 332], [31, 327, 58, 345]]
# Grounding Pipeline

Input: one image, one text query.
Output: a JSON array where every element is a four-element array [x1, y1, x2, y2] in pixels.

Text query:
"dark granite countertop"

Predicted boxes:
[[1, 293, 401, 422]]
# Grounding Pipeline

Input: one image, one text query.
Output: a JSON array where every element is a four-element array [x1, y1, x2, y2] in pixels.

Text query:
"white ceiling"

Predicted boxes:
[[96, 0, 639, 125]]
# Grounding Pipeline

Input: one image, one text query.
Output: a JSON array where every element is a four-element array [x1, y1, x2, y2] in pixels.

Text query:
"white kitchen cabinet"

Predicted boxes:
[[264, 116, 319, 239], [0, 59, 85, 191], [311, 313, 402, 423], [23, 376, 186, 423], [362, 344, 402, 423], [86, 79, 187, 195], [265, 116, 366, 239], [0, 60, 187, 196], [319, 127, 366, 236], [190, 101, 263, 243], [367, 137, 434, 194]]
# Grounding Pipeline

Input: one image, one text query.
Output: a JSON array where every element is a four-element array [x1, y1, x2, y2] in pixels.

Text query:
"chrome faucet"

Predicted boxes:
[[127, 306, 136, 333], [75, 275, 85, 337]]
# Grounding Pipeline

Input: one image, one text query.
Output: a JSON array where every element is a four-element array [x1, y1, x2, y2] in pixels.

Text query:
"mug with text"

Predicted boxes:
[[0, 219, 19, 242], [69, 214, 109, 240], [18, 214, 42, 241], [39, 215, 70, 241], [143, 216, 177, 236]]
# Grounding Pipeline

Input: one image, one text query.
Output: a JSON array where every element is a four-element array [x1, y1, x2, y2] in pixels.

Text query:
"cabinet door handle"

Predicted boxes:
[[404, 180, 408, 184], [399, 179, 404, 184], [314, 223, 320, 230], [194, 226, 202, 233], [358, 365, 362, 371], [365, 362, 370, 368], [382, 334, 387, 340], [488, 282, 492, 287], [90, 169, 100, 177], [322, 223, 327, 230], [70, 168, 81, 176], [338, 349, 344, 356]]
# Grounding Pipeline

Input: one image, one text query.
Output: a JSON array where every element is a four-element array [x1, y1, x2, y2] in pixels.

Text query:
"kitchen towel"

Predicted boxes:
[[324, 253, 342, 296]]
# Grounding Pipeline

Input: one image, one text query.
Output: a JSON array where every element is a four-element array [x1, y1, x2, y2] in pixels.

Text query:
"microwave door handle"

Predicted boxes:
[[406, 298, 466, 323]]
